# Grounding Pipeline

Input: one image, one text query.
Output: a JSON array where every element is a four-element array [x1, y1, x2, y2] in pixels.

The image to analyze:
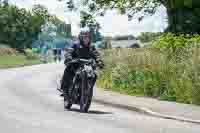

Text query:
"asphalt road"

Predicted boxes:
[[0, 63, 200, 133]]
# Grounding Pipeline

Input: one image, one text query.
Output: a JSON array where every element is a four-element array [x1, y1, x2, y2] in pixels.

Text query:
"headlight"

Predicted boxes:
[[84, 65, 95, 78], [84, 65, 92, 72]]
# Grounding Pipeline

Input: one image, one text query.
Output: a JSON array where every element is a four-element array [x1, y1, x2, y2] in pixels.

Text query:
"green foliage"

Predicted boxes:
[[49, 15, 72, 38], [32, 4, 50, 22], [80, 11, 102, 43], [97, 47, 200, 105], [24, 49, 38, 60], [153, 33, 200, 49], [58, 1, 103, 42], [137, 32, 162, 43], [153, 34, 200, 62], [80, 11, 96, 27], [0, 54, 41, 68], [0, 4, 50, 51], [62, 0, 200, 33]]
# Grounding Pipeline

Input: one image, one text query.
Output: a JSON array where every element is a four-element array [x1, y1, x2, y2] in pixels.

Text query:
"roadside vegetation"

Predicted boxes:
[[0, 48, 41, 69], [97, 34, 200, 105], [0, 3, 56, 68]]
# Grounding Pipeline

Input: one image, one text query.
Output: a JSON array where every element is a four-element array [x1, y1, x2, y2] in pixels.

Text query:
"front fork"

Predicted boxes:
[[69, 73, 80, 102]]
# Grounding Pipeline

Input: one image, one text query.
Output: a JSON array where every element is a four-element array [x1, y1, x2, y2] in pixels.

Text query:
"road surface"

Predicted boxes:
[[0, 63, 199, 133]]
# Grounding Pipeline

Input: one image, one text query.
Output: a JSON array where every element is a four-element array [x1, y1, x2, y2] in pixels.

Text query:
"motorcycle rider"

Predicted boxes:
[[60, 27, 104, 97]]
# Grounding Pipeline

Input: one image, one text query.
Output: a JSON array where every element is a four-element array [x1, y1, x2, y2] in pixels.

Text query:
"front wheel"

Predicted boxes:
[[80, 73, 94, 113], [64, 94, 72, 110]]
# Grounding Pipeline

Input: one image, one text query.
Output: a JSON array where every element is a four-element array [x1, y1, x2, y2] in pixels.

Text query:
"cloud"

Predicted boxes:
[[96, 6, 168, 36]]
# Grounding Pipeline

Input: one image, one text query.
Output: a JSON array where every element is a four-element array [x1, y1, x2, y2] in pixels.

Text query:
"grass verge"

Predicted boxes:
[[0, 54, 42, 69]]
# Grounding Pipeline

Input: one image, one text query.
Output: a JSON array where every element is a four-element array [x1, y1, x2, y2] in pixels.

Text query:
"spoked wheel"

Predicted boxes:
[[80, 73, 94, 113], [64, 94, 72, 110]]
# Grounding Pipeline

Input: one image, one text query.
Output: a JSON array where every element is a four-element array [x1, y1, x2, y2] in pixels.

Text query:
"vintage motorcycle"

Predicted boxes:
[[63, 58, 97, 113]]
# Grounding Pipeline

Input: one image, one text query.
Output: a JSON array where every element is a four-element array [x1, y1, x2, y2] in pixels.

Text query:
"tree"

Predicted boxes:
[[62, 0, 200, 34], [49, 15, 72, 38], [32, 4, 50, 24], [80, 11, 102, 43], [0, 0, 8, 6], [0, 4, 50, 51], [57, 0, 103, 42]]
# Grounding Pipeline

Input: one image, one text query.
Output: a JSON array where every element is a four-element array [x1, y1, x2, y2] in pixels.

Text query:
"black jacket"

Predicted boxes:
[[64, 44, 104, 68]]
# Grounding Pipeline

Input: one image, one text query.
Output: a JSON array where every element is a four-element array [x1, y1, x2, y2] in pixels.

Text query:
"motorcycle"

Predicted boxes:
[[63, 58, 97, 113]]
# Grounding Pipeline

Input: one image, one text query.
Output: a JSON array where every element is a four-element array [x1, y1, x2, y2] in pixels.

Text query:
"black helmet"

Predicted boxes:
[[79, 27, 91, 46], [79, 27, 90, 39]]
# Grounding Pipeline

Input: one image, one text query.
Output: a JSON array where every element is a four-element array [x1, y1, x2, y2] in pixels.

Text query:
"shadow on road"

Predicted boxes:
[[66, 108, 112, 115], [88, 110, 112, 115]]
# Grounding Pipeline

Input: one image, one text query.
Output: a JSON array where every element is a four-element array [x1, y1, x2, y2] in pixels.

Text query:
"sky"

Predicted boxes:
[[11, 0, 168, 36]]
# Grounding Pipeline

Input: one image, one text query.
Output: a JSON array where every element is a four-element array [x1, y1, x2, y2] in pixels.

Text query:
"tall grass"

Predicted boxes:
[[97, 48, 200, 105]]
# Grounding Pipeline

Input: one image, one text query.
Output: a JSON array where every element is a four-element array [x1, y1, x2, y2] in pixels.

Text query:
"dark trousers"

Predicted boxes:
[[61, 63, 80, 94], [61, 66, 75, 94]]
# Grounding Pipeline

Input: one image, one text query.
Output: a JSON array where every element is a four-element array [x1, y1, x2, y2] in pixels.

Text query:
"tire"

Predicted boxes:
[[64, 94, 72, 110], [80, 72, 94, 113]]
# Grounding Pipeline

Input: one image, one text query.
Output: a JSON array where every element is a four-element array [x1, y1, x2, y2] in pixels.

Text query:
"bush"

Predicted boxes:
[[153, 33, 200, 50], [24, 49, 39, 60]]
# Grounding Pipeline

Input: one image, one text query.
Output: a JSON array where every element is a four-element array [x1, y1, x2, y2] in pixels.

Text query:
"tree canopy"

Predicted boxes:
[[61, 0, 200, 34], [0, 3, 56, 51], [0, 2, 78, 52]]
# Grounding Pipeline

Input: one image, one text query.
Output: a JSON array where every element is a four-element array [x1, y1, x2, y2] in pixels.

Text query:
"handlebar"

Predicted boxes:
[[66, 58, 95, 65]]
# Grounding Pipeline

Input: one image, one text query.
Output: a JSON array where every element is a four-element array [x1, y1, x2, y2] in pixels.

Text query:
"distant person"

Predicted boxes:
[[52, 48, 57, 62], [57, 49, 62, 62]]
